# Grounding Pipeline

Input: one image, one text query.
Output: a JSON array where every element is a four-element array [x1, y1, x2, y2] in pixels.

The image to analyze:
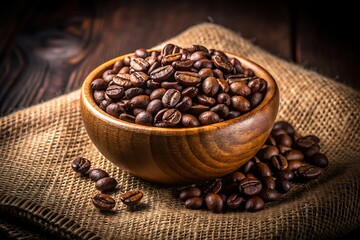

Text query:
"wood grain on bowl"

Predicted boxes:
[[80, 50, 279, 184]]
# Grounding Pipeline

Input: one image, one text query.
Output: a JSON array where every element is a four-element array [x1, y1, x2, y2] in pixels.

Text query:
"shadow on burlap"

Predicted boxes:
[[0, 23, 359, 239]]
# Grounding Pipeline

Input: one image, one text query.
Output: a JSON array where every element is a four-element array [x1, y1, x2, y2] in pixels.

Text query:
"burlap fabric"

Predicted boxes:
[[1, 23, 359, 239]]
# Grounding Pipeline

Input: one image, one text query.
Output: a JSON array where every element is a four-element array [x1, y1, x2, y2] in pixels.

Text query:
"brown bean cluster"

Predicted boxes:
[[91, 44, 267, 127], [178, 121, 329, 213], [71, 158, 143, 211]]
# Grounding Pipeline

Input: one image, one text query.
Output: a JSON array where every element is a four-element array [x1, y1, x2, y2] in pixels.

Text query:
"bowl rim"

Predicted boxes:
[[81, 49, 279, 134]]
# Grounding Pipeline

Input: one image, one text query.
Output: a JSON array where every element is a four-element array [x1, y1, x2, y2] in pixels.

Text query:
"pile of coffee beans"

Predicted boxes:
[[178, 121, 329, 213], [71, 157, 143, 211], [91, 44, 268, 127]]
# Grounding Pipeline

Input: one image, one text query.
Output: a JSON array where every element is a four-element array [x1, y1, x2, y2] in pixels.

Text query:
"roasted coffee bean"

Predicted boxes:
[[276, 169, 294, 180], [244, 196, 264, 212], [295, 165, 322, 181], [270, 155, 288, 171], [198, 68, 213, 80], [154, 108, 168, 126], [188, 104, 210, 116], [148, 61, 161, 75], [274, 133, 292, 147], [119, 113, 135, 123], [130, 95, 150, 109], [297, 135, 320, 148], [273, 121, 295, 135], [231, 96, 251, 112], [231, 58, 245, 74], [216, 78, 230, 93], [201, 179, 222, 194], [271, 128, 287, 137], [242, 160, 255, 174], [184, 197, 203, 210], [113, 60, 125, 71], [172, 60, 195, 71], [284, 150, 304, 161], [231, 172, 246, 182], [230, 82, 251, 96], [248, 92, 264, 107], [205, 193, 223, 213], [175, 96, 192, 112], [146, 99, 163, 115], [287, 160, 303, 170], [150, 65, 175, 82], [262, 146, 279, 160], [130, 71, 148, 87], [226, 193, 244, 209], [255, 162, 272, 177], [130, 58, 150, 72], [146, 79, 161, 89], [149, 88, 166, 100], [278, 144, 292, 154], [95, 177, 117, 192], [244, 68, 254, 77], [309, 153, 329, 168], [302, 143, 321, 157], [91, 78, 108, 90], [213, 68, 224, 79], [262, 176, 276, 190], [202, 77, 219, 97], [194, 59, 213, 69], [161, 81, 183, 91], [161, 43, 176, 56], [227, 110, 241, 119], [248, 78, 267, 94], [119, 66, 130, 74], [266, 136, 277, 146], [106, 85, 125, 100], [162, 53, 182, 65], [181, 114, 201, 127], [103, 69, 117, 78], [162, 89, 181, 108], [239, 177, 262, 196], [113, 73, 132, 87], [212, 55, 233, 73], [220, 182, 238, 195], [89, 169, 109, 182], [197, 94, 216, 107], [92, 193, 115, 211], [106, 103, 124, 117], [276, 176, 292, 193], [135, 48, 149, 58], [135, 111, 153, 126], [120, 190, 143, 206], [71, 157, 91, 174], [210, 104, 230, 118], [133, 108, 145, 116], [179, 186, 202, 201], [162, 108, 182, 127], [174, 71, 201, 86], [191, 44, 209, 53], [181, 86, 199, 98], [258, 188, 278, 202], [199, 111, 220, 125], [93, 90, 105, 104], [124, 87, 144, 99], [190, 51, 208, 61], [99, 99, 111, 111]]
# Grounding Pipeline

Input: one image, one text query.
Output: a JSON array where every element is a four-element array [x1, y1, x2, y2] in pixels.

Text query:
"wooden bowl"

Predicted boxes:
[[80, 50, 279, 185]]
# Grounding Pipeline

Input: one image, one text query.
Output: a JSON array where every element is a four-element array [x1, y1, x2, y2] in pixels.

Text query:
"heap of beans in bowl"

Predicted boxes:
[[90, 44, 267, 127]]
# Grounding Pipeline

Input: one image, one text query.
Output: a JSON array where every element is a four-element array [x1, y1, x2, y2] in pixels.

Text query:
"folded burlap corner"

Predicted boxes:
[[0, 23, 359, 239]]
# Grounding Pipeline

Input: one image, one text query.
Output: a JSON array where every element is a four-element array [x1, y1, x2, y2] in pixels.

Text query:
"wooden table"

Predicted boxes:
[[0, 0, 358, 238]]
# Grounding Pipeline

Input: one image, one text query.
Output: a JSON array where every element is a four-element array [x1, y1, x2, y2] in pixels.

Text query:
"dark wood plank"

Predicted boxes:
[[0, 0, 290, 115], [295, 0, 360, 90]]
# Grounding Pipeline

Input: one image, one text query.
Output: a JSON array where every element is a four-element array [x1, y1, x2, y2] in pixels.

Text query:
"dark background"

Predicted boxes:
[[0, 0, 359, 238]]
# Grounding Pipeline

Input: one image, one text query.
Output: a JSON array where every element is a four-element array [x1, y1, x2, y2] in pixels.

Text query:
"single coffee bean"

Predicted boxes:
[[227, 110, 241, 119], [297, 135, 320, 148], [162, 89, 181, 108], [197, 94, 216, 107], [95, 177, 118, 192], [88, 169, 109, 182], [270, 155, 288, 171], [302, 143, 321, 157], [190, 51, 208, 61], [106, 85, 125, 100], [146, 99, 163, 115], [113, 60, 125, 71], [231, 171, 246, 182], [161, 43, 176, 56], [130, 95, 150, 109], [210, 104, 230, 118], [106, 103, 124, 117], [255, 162, 272, 177], [262, 146, 279, 160], [262, 176, 276, 190], [239, 177, 262, 196], [93, 90, 105, 104], [212, 55, 233, 73], [71, 157, 91, 174], [135, 48, 149, 58], [287, 160, 303, 170], [242, 160, 255, 174], [276, 176, 292, 193], [102, 69, 117, 78], [99, 99, 111, 111], [92, 193, 115, 211], [198, 68, 213, 80], [130, 57, 150, 72], [266, 136, 277, 146], [231, 58, 245, 74], [91, 78, 108, 90], [271, 128, 287, 137], [119, 113, 135, 123], [309, 153, 329, 168], [248, 78, 267, 94], [202, 77, 219, 97], [135, 111, 153, 126], [200, 179, 222, 194], [130, 71, 149, 87], [162, 108, 182, 127], [273, 121, 295, 135], [161, 81, 183, 91], [284, 150, 304, 161], [174, 71, 201, 86], [216, 78, 230, 93], [244, 196, 264, 212], [179, 186, 202, 201], [191, 44, 209, 53], [150, 65, 175, 82], [184, 197, 203, 210], [258, 188, 279, 202], [119, 66, 130, 74], [199, 111, 220, 125], [194, 59, 213, 69], [172, 59, 195, 71], [112, 73, 132, 89], [295, 165, 322, 181], [125, 87, 144, 99], [205, 193, 223, 213], [231, 95, 251, 112], [213, 68, 224, 79], [149, 88, 166, 100], [278, 144, 292, 154], [248, 92, 264, 107], [226, 193, 244, 209], [175, 96, 192, 112], [274, 133, 292, 147], [181, 114, 201, 127], [162, 53, 182, 65], [230, 82, 251, 96], [181, 86, 198, 98], [120, 190, 143, 206], [154, 108, 168, 126], [276, 169, 294, 180], [244, 68, 254, 77]]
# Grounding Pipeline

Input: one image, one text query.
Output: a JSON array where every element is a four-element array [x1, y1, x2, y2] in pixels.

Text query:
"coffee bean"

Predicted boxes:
[[270, 155, 288, 171], [213, 68, 224, 79], [266, 136, 277, 146], [284, 150, 304, 161], [242, 160, 255, 174], [161, 81, 183, 91], [162, 108, 182, 127], [202, 77, 219, 97], [210, 104, 230, 118], [248, 92, 264, 107], [120, 190, 143, 206], [239, 177, 262, 196], [130, 71, 148, 87], [150, 65, 175, 82], [231, 96, 251, 112], [135, 48, 149, 58], [190, 51, 208, 61], [154, 108, 168, 126], [197, 94, 216, 107], [95, 177, 117, 192], [146, 79, 161, 89], [91, 78, 108, 90], [198, 68, 213, 80], [262, 176, 276, 190], [230, 82, 251, 96], [146, 99, 162, 115], [258, 188, 278, 202], [231, 58, 245, 74], [244, 196, 264, 212], [271, 128, 287, 137], [248, 78, 267, 94], [172, 59, 195, 71], [179, 186, 202, 201], [162, 53, 182, 65], [112, 73, 132, 89], [119, 66, 130, 74], [278, 144, 292, 154], [226, 193, 244, 209], [106, 85, 125, 100], [309, 153, 329, 168], [162, 89, 181, 107], [130, 58, 150, 72], [255, 162, 272, 177], [191, 44, 209, 53], [276, 176, 292, 193], [92, 193, 115, 211], [274, 134, 292, 147], [295, 165, 322, 181], [227, 110, 241, 119], [181, 86, 198, 98], [287, 160, 303, 170], [99, 99, 111, 111], [276, 169, 294, 180], [119, 113, 135, 123], [130, 95, 150, 109], [212, 55, 233, 73], [200, 179, 222, 194], [125, 87, 144, 99], [149, 88, 166, 100], [199, 111, 220, 125], [161, 43, 176, 56], [184, 197, 203, 210], [106, 103, 124, 117], [93, 90, 105, 104], [297, 135, 320, 148], [113, 60, 125, 71], [174, 71, 201, 86], [273, 121, 295, 135], [302, 143, 321, 157], [194, 59, 213, 69], [262, 146, 279, 160], [175, 96, 192, 112], [89, 169, 109, 182], [181, 114, 201, 127], [205, 193, 223, 213], [71, 157, 91, 174], [231, 172, 246, 182], [135, 111, 153, 126]]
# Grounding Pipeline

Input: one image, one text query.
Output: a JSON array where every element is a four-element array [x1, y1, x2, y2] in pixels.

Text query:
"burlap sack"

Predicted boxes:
[[0, 23, 359, 239]]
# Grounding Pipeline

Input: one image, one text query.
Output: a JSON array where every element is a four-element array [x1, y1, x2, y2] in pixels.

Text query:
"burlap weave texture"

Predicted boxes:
[[0, 23, 359, 239]]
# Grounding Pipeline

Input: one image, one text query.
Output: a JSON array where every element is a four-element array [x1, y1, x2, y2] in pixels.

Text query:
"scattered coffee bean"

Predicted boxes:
[[120, 190, 143, 206], [205, 193, 224, 213], [95, 177, 118, 192], [89, 169, 109, 182], [92, 193, 116, 211], [185, 197, 203, 210], [71, 157, 91, 174]]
